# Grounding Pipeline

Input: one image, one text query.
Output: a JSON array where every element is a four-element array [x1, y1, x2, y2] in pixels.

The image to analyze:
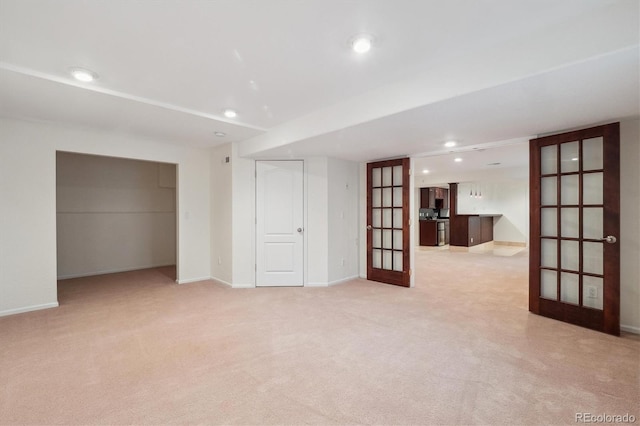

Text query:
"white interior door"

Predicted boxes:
[[256, 160, 304, 287]]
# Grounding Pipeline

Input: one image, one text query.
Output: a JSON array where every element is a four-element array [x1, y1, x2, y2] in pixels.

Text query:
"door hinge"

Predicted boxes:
[[409, 269, 412, 276], [408, 219, 412, 226], [408, 168, 412, 176]]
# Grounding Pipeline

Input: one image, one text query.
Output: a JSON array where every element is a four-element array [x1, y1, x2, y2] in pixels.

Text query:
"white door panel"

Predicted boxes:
[[256, 161, 304, 287]]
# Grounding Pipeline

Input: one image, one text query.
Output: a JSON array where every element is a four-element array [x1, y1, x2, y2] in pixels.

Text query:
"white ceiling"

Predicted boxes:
[[0, 0, 638, 176]]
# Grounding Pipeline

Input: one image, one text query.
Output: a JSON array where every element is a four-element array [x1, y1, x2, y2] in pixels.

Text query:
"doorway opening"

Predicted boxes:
[[56, 152, 178, 300]]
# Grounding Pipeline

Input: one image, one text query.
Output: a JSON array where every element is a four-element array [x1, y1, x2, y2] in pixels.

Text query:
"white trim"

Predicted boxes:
[[328, 275, 359, 286], [305, 282, 328, 287], [176, 276, 211, 284], [359, 273, 367, 279], [0, 302, 59, 317], [210, 277, 233, 287], [620, 324, 640, 335], [0, 62, 266, 132], [232, 283, 256, 289], [58, 264, 176, 280]]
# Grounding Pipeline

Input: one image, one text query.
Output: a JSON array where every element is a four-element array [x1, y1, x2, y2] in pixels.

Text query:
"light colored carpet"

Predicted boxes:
[[0, 249, 638, 425]]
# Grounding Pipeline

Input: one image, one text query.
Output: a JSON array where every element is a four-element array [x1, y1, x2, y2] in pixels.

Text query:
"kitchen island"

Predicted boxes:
[[449, 214, 502, 247]]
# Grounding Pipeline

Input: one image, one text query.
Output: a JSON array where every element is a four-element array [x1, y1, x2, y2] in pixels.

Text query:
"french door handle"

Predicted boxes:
[[297, 227, 304, 233], [366, 225, 372, 231], [601, 235, 617, 244]]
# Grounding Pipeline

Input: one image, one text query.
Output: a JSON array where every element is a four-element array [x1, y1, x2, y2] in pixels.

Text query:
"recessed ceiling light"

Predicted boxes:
[[454, 158, 463, 162], [214, 131, 226, 137], [444, 141, 457, 148], [571, 157, 579, 161], [69, 67, 98, 82], [487, 162, 501, 166], [351, 35, 373, 53], [223, 109, 237, 118], [422, 169, 429, 174]]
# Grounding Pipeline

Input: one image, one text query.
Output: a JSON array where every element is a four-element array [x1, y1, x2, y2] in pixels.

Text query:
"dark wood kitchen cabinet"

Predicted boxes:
[[420, 187, 449, 209], [419, 220, 450, 246], [419, 220, 437, 246]]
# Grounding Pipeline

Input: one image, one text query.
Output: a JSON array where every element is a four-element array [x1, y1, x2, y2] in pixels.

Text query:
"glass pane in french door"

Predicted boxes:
[[538, 138, 606, 310], [371, 165, 402, 272]]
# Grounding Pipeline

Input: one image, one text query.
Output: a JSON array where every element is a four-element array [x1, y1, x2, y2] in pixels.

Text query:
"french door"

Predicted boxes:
[[529, 123, 620, 335], [367, 158, 410, 287]]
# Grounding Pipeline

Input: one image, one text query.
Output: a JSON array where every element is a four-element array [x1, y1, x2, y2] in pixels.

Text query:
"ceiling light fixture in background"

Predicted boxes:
[[69, 67, 98, 82], [214, 131, 226, 137], [444, 140, 457, 148], [454, 157, 463, 162], [422, 169, 429, 174], [351, 35, 373, 53], [223, 109, 237, 118]]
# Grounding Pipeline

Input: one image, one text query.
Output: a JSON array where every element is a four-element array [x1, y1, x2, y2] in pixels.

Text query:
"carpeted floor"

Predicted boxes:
[[0, 248, 638, 425]]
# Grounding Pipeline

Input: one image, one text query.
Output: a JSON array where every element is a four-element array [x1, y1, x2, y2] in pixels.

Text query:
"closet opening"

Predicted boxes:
[[55, 151, 178, 302]]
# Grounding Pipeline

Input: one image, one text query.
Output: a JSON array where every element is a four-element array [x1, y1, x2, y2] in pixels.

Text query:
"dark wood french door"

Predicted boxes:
[[367, 158, 410, 287], [529, 123, 620, 335]]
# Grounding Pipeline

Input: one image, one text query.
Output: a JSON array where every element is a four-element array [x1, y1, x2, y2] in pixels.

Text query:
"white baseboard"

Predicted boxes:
[[359, 273, 366, 279], [208, 278, 255, 288], [620, 324, 640, 335], [58, 264, 176, 280], [232, 283, 255, 289], [306, 276, 359, 287], [176, 276, 211, 284], [0, 302, 59, 317], [494, 241, 527, 247], [328, 275, 359, 286], [210, 277, 233, 287]]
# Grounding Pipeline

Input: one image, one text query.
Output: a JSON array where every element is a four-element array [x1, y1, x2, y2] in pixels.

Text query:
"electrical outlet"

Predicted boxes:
[[587, 285, 598, 298], [341, 258, 345, 266], [218, 256, 222, 265]]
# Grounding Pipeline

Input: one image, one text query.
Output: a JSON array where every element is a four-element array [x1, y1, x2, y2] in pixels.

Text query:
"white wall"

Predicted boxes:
[[56, 152, 176, 279], [305, 158, 329, 286], [327, 158, 359, 284], [359, 163, 367, 279], [0, 117, 211, 316], [456, 181, 529, 245], [210, 144, 233, 285], [230, 144, 256, 288], [620, 118, 640, 333]]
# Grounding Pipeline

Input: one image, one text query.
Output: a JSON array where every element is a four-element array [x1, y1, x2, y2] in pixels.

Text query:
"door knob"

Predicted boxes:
[[297, 227, 303, 233], [601, 235, 617, 244], [367, 225, 372, 231]]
